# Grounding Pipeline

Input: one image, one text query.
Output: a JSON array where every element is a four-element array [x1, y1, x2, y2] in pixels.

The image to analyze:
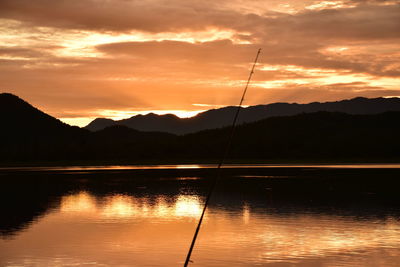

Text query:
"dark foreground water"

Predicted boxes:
[[1, 165, 400, 266]]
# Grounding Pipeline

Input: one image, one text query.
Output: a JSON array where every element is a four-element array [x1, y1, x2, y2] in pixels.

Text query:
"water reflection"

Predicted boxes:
[[60, 192, 202, 219], [196, 211, 400, 266], [61, 192, 97, 213], [1, 168, 400, 266], [2, 163, 400, 173], [0, 192, 204, 266], [102, 195, 137, 217]]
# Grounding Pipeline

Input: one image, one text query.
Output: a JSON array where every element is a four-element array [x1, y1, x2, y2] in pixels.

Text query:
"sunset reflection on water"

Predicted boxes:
[[61, 192, 202, 219], [2, 189, 400, 267], [2, 165, 400, 267]]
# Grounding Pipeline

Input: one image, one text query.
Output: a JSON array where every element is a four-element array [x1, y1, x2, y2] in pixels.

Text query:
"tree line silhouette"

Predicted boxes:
[[1, 93, 399, 163]]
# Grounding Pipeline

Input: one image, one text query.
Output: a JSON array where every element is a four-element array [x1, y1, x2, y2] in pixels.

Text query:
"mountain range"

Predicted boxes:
[[85, 97, 400, 134], [1, 92, 399, 162]]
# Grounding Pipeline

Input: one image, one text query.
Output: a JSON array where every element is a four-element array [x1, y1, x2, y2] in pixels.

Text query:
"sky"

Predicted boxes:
[[1, 0, 399, 126]]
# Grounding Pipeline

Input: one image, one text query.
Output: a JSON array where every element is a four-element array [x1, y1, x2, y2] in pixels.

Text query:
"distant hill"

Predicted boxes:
[[86, 125, 176, 159], [0, 93, 89, 160], [1, 93, 399, 162], [85, 97, 400, 134], [0, 93, 75, 132], [179, 111, 400, 160], [0, 93, 173, 161]]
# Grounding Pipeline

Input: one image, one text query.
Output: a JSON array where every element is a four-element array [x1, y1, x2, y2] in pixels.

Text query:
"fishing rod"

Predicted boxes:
[[183, 48, 262, 267]]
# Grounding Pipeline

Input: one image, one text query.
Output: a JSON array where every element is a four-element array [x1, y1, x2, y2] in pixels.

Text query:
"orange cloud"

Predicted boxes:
[[0, 0, 399, 126]]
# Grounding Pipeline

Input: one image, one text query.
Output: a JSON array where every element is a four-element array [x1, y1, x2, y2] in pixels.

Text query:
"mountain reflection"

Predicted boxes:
[[2, 190, 400, 266], [2, 167, 400, 266]]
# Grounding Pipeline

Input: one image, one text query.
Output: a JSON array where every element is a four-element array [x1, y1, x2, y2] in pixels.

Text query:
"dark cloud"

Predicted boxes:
[[1, 0, 398, 41], [2, 1, 399, 59], [292, 5, 400, 40], [0, 0, 251, 32]]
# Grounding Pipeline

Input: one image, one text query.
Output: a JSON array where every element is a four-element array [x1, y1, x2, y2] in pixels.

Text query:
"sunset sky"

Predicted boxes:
[[1, 0, 399, 126]]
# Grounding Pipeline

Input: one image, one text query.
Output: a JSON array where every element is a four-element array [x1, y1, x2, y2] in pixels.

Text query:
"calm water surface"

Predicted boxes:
[[1, 163, 400, 172], [1, 166, 400, 266]]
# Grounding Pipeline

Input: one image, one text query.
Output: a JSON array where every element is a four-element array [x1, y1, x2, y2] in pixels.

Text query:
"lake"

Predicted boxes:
[[1, 165, 400, 266]]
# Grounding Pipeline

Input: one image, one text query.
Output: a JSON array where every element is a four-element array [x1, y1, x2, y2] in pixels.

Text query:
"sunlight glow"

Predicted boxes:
[[56, 191, 400, 264], [174, 196, 202, 217], [305, 1, 354, 10], [258, 64, 400, 90], [324, 46, 349, 53], [253, 214, 400, 262], [7, 189, 400, 266], [60, 192, 97, 213], [102, 195, 136, 217], [0, 19, 251, 59], [60, 117, 97, 127], [60, 192, 202, 219], [192, 103, 226, 108], [60, 109, 207, 127], [175, 165, 202, 169], [98, 109, 206, 120], [55, 28, 249, 58]]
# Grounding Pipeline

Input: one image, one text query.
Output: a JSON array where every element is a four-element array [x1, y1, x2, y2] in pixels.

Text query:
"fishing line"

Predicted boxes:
[[183, 48, 262, 267]]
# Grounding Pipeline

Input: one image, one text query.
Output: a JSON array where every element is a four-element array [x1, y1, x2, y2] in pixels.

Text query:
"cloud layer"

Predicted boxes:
[[0, 0, 399, 126]]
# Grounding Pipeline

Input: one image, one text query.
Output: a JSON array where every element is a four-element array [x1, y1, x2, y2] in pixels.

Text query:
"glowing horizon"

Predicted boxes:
[[59, 94, 400, 127], [60, 109, 207, 127]]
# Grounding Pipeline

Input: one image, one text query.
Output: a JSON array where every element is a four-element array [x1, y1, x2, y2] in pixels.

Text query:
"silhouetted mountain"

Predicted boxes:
[[85, 97, 400, 134], [0, 93, 89, 160], [0, 93, 75, 132], [80, 111, 400, 161], [86, 125, 176, 159], [180, 111, 400, 160], [86, 117, 115, 130], [0, 93, 174, 161], [1, 93, 399, 162]]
